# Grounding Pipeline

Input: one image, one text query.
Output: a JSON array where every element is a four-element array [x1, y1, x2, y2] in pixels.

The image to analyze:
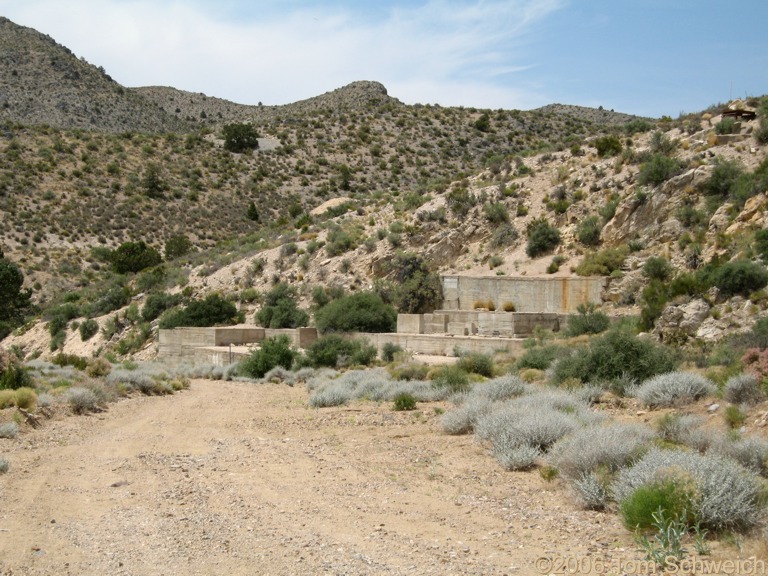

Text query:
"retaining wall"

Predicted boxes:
[[441, 276, 606, 314]]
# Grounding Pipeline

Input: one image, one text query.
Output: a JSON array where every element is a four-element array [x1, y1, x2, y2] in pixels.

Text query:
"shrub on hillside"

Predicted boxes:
[[78, 318, 99, 341], [306, 335, 377, 368], [724, 373, 765, 405], [87, 282, 131, 317], [489, 224, 519, 248], [575, 246, 628, 276], [255, 283, 309, 329], [594, 135, 622, 157], [552, 327, 678, 386], [159, 294, 238, 329], [566, 303, 610, 337], [710, 260, 768, 297], [634, 371, 716, 408], [142, 292, 183, 322], [576, 215, 602, 246], [387, 253, 442, 314], [643, 256, 673, 281], [315, 292, 396, 334], [223, 123, 260, 153], [638, 153, 684, 187], [483, 202, 509, 224], [526, 218, 561, 258], [164, 235, 194, 260], [109, 241, 162, 274], [239, 335, 297, 379]]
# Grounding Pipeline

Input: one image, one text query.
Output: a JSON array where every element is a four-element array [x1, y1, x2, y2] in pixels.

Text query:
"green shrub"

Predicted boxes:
[[724, 404, 747, 429], [325, 226, 360, 256], [553, 327, 678, 385], [79, 318, 99, 341], [109, 241, 162, 274], [306, 335, 377, 368], [164, 235, 194, 260], [526, 218, 561, 258], [222, 123, 260, 152], [142, 292, 182, 322], [489, 224, 518, 248], [577, 215, 602, 246], [456, 352, 494, 377], [575, 246, 628, 276], [483, 202, 509, 224], [516, 344, 566, 370], [159, 294, 238, 329], [389, 361, 430, 381], [566, 303, 610, 336], [649, 131, 677, 156], [381, 342, 403, 363], [0, 356, 31, 390], [238, 335, 296, 379], [711, 260, 768, 297], [393, 392, 417, 411], [620, 480, 692, 530], [431, 364, 470, 393], [640, 279, 668, 331], [0, 456, 8, 474], [643, 256, 673, 281], [255, 283, 309, 329], [715, 117, 739, 135], [87, 282, 131, 317], [315, 292, 396, 333], [594, 135, 623, 157], [638, 154, 684, 187], [52, 353, 88, 371], [386, 253, 442, 314]]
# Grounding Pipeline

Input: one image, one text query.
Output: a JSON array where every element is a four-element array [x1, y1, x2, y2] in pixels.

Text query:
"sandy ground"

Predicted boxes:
[[0, 381, 760, 576]]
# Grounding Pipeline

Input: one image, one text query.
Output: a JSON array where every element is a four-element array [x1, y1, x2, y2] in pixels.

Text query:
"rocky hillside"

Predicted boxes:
[[0, 17, 189, 132], [1, 17, 767, 361]]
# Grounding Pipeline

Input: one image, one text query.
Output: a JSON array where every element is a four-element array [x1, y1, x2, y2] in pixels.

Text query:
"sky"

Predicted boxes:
[[1, 0, 767, 118]]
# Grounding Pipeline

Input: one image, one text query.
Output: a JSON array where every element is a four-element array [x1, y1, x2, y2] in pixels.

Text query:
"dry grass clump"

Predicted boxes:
[[0, 456, 9, 474], [0, 390, 16, 409], [13, 387, 38, 410]]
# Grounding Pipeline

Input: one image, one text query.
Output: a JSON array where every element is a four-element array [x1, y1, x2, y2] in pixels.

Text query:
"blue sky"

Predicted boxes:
[[1, 0, 766, 117]]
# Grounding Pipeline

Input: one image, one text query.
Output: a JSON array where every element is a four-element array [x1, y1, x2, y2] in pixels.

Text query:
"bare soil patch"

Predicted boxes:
[[0, 381, 760, 575]]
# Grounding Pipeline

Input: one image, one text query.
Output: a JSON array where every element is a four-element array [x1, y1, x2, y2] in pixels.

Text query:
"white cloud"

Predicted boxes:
[[0, 0, 566, 108]]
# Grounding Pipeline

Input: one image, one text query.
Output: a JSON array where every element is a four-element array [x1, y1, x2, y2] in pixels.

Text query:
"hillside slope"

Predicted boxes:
[[0, 17, 189, 132]]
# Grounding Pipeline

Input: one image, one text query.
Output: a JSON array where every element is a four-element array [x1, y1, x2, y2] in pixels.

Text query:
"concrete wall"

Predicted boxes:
[[441, 276, 606, 314], [399, 311, 561, 337], [361, 333, 526, 357]]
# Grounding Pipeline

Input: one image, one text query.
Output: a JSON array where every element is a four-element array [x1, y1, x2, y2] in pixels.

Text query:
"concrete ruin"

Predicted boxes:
[[156, 275, 607, 366]]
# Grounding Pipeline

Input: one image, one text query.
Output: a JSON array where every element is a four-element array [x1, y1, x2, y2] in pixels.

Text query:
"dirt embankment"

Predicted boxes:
[[0, 380, 738, 575]]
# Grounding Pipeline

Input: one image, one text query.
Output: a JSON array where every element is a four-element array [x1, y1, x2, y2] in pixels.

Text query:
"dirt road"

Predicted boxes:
[[1, 380, 644, 575]]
